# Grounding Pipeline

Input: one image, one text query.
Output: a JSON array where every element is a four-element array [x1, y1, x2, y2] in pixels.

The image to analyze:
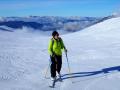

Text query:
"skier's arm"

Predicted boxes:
[[48, 39, 53, 56], [60, 38, 67, 52]]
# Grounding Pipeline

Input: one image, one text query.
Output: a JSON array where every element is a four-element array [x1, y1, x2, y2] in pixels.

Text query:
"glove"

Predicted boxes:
[[64, 48, 67, 53]]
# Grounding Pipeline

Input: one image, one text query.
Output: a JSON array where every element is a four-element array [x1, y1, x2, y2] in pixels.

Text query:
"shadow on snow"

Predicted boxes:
[[60, 66, 120, 81]]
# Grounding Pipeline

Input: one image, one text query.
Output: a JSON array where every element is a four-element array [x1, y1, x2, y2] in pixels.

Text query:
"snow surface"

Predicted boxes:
[[0, 17, 120, 90]]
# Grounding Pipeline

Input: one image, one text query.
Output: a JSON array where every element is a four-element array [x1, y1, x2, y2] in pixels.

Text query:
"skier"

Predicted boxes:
[[48, 31, 67, 81]]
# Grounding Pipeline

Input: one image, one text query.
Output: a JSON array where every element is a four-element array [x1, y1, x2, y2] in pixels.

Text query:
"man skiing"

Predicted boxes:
[[48, 31, 67, 81]]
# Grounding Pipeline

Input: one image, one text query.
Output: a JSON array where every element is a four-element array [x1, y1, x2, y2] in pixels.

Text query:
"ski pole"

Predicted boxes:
[[65, 51, 73, 83], [45, 59, 51, 79], [65, 52, 71, 75]]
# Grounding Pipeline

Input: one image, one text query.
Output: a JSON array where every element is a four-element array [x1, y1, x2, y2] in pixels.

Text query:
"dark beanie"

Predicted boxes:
[[52, 31, 59, 36]]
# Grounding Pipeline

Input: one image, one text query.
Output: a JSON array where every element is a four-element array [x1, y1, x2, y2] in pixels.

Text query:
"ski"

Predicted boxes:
[[49, 76, 63, 88], [49, 79, 56, 88]]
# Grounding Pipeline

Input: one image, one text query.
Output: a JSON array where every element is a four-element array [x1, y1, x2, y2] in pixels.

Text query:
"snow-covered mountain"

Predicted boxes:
[[0, 17, 120, 90], [0, 16, 104, 33]]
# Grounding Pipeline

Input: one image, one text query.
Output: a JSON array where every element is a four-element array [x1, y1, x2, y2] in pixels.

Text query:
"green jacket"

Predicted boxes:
[[48, 37, 65, 56]]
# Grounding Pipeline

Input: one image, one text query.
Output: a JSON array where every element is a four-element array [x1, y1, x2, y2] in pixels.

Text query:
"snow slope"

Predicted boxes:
[[0, 17, 120, 90]]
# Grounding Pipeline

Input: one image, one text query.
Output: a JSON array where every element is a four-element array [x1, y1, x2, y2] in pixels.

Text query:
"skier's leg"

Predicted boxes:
[[56, 55, 62, 74], [56, 55, 62, 81], [50, 56, 57, 78], [49, 56, 57, 88]]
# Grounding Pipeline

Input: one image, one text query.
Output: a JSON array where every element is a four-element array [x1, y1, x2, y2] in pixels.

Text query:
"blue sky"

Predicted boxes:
[[0, 0, 120, 17]]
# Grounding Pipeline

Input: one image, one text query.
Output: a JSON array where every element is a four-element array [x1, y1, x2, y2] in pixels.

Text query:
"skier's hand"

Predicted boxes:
[[64, 48, 67, 53]]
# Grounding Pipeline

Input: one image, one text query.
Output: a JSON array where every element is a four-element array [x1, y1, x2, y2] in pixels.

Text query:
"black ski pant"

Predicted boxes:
[[50, 55, 62, 78]]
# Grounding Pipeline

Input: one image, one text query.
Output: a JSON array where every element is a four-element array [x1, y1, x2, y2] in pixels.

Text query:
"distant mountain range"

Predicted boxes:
[[0, 15, 119, 32]]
